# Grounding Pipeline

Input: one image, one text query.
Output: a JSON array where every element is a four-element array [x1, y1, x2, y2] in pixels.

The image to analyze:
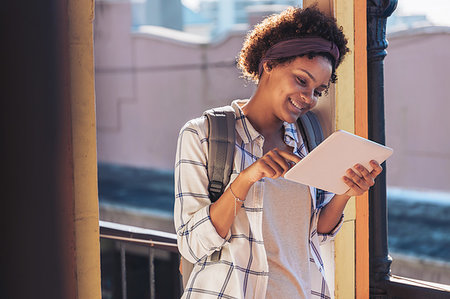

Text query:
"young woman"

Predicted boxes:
[[174, 6, 382, 299]]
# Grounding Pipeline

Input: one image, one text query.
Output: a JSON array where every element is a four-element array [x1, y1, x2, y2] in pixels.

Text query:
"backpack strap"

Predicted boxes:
[[203, 106, 236, 203], [297, 111, 324, 152], [297, 111, 326, 202]]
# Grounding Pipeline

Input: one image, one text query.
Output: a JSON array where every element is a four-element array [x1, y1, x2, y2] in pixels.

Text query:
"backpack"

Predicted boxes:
[[180, 105, 325, 288]]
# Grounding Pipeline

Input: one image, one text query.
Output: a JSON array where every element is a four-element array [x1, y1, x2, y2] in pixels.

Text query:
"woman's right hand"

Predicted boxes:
[[240, 148, 301, 184]]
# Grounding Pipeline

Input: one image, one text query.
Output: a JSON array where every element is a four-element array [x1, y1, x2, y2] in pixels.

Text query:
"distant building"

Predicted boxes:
[[387, 12, 433, 33], [131, 0, 184, 30], [132, 0, 300, 37]]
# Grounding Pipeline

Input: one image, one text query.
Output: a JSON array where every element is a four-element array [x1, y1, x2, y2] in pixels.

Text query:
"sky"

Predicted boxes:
[[394, 0, 450, 26], [182, 0, 450, 27]]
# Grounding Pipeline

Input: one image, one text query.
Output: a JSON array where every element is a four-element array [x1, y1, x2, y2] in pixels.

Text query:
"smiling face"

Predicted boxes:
[[260, 55, 333, 124]]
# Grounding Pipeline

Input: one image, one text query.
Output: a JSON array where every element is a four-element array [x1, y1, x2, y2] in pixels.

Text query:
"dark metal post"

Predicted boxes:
[[367, 0, 398, 298], [149, 248, 156, 299], [120, 244, 128, 299]]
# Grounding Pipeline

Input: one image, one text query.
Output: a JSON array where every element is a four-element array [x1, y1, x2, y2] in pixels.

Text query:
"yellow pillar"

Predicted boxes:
[[334, 0, 370, 298], [68, 0, 102, 298], [334, 0, 357, 298], [335, 1, 369, 298]]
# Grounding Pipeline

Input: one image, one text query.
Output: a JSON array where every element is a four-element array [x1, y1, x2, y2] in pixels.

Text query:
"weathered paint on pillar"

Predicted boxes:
[[68, 0, 102, 298]]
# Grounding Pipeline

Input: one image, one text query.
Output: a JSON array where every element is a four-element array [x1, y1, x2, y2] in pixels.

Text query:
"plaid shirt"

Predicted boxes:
[[175, 100, 344, 299]]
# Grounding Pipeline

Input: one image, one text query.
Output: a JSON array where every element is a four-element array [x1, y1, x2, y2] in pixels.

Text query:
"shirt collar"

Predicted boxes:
[[282, 122, 300, 147], [231, 100, 262, 144]]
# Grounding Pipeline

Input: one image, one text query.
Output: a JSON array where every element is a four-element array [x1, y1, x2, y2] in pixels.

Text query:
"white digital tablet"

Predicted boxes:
[[284, 130, 393, 195]]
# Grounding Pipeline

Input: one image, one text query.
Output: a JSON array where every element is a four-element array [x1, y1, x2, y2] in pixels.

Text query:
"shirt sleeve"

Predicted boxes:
[[174, 118, 231, 264], [313, 190, 344, 245]]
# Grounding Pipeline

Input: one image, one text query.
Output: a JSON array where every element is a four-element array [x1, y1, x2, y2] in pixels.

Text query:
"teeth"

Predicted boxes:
[[289, 98, 302, 110]]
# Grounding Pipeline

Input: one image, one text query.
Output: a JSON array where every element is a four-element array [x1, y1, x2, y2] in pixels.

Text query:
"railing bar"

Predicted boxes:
[[390, 275, 450, 292], [100, 220, 177, 240], [100, 234, 178, 248], [149, 248, 156, 299], [120, 243, 127, 299]]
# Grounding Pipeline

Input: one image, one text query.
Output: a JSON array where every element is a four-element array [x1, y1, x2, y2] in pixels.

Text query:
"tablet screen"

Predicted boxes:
[[284, 130, 393, 194]]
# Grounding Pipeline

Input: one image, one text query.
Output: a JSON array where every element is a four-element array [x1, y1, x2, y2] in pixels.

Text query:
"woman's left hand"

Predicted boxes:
[[342, 160, 383, 197]]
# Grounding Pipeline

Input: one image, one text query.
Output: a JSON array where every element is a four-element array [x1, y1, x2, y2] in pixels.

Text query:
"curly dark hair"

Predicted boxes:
[[238, 6, 349, 83]]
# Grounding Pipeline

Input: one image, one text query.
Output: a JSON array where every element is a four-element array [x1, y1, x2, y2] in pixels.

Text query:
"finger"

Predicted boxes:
[[262, 156, 284, 178], [343, 176, 363, 194], [269, 150, 292, 175], [346, 168, 369, 190], [275, 149, 301, 164], [258, 159, 277, 178], [369, 160, 383, 177], [355, 164, 375, 187], [266, 155, 285, 177]]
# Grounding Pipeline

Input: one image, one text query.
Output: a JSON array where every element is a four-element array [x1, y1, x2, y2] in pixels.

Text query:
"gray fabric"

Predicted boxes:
[[263, 178, 312, 299]]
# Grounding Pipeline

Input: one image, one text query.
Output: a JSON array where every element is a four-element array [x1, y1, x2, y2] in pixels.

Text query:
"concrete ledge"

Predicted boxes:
[[391, 252, 450, 285], [100, 201, 175, 233]]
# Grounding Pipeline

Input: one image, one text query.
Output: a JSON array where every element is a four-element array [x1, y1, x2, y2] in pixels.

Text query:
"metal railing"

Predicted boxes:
[[99, 221, 182, 299]]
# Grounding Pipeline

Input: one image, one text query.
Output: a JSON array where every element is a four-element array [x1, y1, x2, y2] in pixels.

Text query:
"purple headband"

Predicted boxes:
[[258, 37, 340, 77]]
